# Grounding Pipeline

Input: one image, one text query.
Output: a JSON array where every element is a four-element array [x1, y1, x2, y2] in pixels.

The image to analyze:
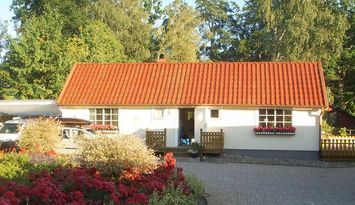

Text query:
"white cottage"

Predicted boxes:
[[58, 62, 328, 160]]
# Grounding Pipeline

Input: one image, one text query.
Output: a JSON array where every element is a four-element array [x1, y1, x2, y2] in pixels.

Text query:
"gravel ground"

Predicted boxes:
[[178, 160, 355, 205]]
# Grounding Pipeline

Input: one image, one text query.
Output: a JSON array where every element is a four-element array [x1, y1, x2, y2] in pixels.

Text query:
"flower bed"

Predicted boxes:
[[0, 151, 204, 205], [253, 126, 296, 136]]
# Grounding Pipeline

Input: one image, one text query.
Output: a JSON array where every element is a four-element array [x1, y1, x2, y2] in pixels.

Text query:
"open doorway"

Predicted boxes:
[[179, 108, 194, 145]]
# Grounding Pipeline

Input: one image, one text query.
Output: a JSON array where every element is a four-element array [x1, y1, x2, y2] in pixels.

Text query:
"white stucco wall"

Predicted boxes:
[[60, 108, 89, 120], [60, 107, 179, 147], [118, 108, 179, 147], [60, 106, 321, 151], [197, 108, 320, 151]]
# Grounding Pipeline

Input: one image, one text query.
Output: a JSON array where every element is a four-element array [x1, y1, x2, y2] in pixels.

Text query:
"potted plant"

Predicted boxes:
[[188, 142, 201, 158]]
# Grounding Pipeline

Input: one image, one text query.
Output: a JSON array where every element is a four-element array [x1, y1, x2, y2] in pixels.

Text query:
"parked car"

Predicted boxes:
[[0, 118, 25, 142], [60, 127, 97, 150], [61, 126, 96, 139], [0, 117, 95, 142]]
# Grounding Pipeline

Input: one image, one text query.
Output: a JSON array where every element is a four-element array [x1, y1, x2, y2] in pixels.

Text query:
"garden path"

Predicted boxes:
[[178, 160, 355, 205]]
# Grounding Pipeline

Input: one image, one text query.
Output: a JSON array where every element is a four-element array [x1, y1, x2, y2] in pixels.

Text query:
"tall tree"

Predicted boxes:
[[0, 21, 10, 99], [0, 21, 8, 59], [93, 0, 153, 62], [242, 0, 349, 64], [1, 8, 125, 99], [159, 0, 201, 62], [2, 9, 67, 99], [327, 0, 355, 114], [10, 0, 92, 37], [196, 0, 241, 61], [66, 21, 126, 63]]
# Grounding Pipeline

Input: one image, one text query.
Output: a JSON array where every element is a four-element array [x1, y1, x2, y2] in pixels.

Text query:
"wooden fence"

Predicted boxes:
[[320, 137, 355, 160], [146, 129, 166, 151], [200, 129, 224, 154], [348, 129, 355, 136]]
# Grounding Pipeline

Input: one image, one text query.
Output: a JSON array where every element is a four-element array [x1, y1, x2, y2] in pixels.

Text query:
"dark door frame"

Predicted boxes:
[[178, 108, 195, 145]]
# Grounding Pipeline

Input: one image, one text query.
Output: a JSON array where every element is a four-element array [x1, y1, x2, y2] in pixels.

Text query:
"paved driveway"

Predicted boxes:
[[178, 161, 355, 205]]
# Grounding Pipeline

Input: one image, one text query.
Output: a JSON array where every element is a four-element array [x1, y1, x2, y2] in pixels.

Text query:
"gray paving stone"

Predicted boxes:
[[178, 161, 355, 205]]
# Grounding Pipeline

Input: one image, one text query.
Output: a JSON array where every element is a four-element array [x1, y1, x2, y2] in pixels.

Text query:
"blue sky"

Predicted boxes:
[[0, 0, 244, 37]]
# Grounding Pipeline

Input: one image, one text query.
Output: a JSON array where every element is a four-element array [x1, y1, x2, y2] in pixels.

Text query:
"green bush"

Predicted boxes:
[[0, 152, 31, 183], [339, 127, 348, 137], [18, 118, 61, 153], [77, 135, 158, 178], [185, 174, 205, 200], [149, 185, 196, 205], [321, 120, 335, 135], [0, 152, 63, 183]]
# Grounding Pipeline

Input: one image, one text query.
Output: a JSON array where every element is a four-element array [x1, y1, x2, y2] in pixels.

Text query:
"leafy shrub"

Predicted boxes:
[[185, 174, 205, 200], [77, 135, 158, 178], [0, 152, 31, 183], [18, 118, 61, 153], [0, 153, 186, 204], [339, 127, 348, 137], [149, 185, 195, 205], [0, 151, 63, 183]]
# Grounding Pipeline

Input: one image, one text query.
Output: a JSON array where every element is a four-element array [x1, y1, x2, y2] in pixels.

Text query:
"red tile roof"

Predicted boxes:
[[57, 62, 328, 107]]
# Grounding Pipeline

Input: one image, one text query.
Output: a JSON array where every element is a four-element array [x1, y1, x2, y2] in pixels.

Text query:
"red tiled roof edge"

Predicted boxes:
[[57, 63, 78, 104], [317, 61, 329, 108]]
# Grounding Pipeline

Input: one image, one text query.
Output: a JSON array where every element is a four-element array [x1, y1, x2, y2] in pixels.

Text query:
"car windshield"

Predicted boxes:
[[61, 127, 95, 139], [0, 124, 19, 134]]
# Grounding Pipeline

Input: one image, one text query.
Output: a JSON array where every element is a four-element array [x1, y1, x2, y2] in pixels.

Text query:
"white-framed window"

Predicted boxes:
[[89, 108, 119, 127], [211, 109, 220, 118], [259, 109, 292, 127], [153, 109, 164, 119]]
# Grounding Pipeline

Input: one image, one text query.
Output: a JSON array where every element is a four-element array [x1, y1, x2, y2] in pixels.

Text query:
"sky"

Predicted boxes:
[[0, 0, 245, 37]]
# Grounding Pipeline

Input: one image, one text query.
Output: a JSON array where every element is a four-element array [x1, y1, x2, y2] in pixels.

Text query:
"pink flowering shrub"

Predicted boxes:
[[0, 152, 202, 205]]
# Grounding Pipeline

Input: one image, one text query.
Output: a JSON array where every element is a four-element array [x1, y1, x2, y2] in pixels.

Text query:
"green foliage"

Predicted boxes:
[[77, 135, 158, 178], [66, 21, 126, 63], [321, 119, 335, 135], [10, 0, 92, 37], [2, 9, 68, 99], [339, 127, 348, 137], [18, 118, 61, 153], [0, 20, 8, 58], [93, 0, 153, 62], [188, 142, 201, 154], [2, 2, 126, 99], [196, 0, 241, 61], [327, 1, 355, 115], [149, 185, 196, 205], [0, 152, 31, 183], [0, 152, 62, 183], [185, 174, 205, 200], [159, 0, 201, 62], [243, 0, 348, 63]]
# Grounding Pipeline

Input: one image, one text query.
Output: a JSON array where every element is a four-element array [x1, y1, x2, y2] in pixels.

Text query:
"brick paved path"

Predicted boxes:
[[178, 161, 355, 205]]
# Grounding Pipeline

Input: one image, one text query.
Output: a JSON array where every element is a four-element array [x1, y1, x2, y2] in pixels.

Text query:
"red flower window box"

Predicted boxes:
[[253, 126, 296, 136]]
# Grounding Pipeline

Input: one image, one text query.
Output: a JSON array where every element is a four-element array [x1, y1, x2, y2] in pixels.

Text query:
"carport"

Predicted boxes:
[[0, 100, 61, 121]]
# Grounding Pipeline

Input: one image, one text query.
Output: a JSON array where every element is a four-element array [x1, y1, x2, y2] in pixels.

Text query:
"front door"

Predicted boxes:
[[179, 108, 194, 145]]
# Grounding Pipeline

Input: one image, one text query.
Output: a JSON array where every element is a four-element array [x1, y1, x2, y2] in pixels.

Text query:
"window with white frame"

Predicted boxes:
[[89, 108, 119, 127], [153, 109, 164, 119], [259, 109, 292, 127]]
